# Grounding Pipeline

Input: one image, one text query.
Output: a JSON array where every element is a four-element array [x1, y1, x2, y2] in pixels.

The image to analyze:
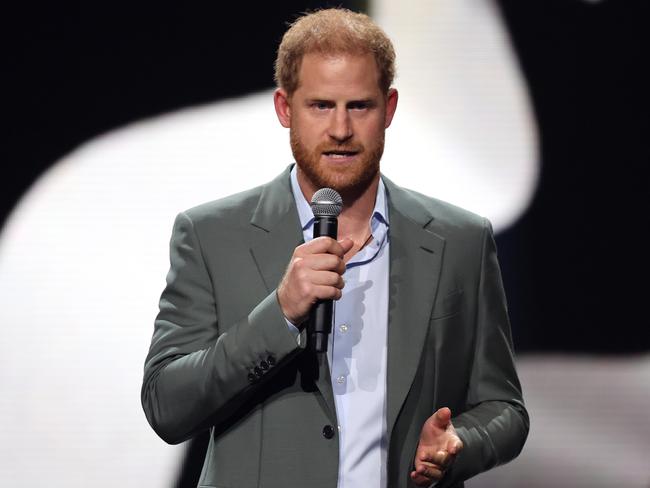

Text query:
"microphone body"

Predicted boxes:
[[309, 188, 343, 353], [310, 215, 338, 352]]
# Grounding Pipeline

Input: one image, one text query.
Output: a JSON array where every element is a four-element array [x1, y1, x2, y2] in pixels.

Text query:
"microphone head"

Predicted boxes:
[[310, 188, 343, 218]]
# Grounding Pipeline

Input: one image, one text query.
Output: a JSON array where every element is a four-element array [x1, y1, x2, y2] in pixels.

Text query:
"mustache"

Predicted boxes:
[[316, 143, 365, 153]]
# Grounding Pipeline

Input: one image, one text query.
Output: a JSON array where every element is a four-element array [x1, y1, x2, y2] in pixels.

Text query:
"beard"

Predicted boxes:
[[290, 128, 384, 202]]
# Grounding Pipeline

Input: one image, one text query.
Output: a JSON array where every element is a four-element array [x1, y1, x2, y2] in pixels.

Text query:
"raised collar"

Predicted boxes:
[[289, 165, 389, 237]]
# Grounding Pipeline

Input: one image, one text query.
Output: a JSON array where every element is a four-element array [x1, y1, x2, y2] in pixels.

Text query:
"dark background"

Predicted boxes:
[[4, 0, 648, 351], [4, 1, 648, 485]]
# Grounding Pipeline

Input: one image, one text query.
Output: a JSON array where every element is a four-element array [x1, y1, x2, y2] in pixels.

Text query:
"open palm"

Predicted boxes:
[[410, 407, 463, 486]]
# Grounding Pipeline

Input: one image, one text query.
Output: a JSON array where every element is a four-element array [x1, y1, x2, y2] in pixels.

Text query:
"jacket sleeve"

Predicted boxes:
[[141, 211, 303, 444], [438, 219, 529, 487]]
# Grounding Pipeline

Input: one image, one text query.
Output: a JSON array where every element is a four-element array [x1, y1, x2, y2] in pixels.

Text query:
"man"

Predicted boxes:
[[142, 8, 528, 488]]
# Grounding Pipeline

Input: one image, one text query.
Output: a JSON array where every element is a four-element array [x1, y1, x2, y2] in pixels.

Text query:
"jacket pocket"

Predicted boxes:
[[431, 288, 463, 320]]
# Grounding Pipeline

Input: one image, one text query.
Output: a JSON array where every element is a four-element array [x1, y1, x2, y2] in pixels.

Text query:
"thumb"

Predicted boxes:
[[339, 237, 354, 253], [431, 407, 452, 429]]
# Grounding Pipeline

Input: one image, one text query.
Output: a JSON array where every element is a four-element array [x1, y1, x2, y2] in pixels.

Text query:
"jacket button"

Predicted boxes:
[[247, 373, 256, 383], [260, 360, 269, 370], [322, 425, 335, 439], [254, 366, 263, 378], [267, 355, 276, 366]]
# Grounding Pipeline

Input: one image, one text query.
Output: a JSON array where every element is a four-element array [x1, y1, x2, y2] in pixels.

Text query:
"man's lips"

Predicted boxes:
[[321, 149, 361, 158]]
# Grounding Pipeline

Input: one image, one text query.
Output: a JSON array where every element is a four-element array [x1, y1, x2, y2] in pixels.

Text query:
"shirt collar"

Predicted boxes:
[[289, 164, 389, 236]]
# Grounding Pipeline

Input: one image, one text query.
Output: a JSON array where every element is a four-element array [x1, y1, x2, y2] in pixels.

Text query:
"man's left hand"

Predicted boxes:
[[410, 407, 463, 486]]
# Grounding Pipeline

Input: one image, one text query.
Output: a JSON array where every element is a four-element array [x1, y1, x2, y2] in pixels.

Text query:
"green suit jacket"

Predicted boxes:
[[142, 166, 529, 488]]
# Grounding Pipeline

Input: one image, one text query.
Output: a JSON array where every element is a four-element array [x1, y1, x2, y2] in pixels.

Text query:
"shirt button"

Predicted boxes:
[[339, 324, 348, 333], [336, 375, 345, 384], [322, 425, 335, 439]]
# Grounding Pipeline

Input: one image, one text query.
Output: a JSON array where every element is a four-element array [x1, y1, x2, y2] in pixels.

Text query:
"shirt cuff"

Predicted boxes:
[[285, 318, 302, 346]]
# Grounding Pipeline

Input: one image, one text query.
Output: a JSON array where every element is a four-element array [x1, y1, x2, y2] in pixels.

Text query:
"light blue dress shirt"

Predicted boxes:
[[289, 166, 390, 488]]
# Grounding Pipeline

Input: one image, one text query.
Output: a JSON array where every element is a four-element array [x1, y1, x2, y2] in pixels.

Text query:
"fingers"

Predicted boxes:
[[277, 237, 349, 325], [309, 270, 345, 288], [418, 448, 453, 470], [412, 407, 462, 486], [410, 461, 444, 486], [447, 436, 463, 455], [296, 254, 346, 275], [411, 449, 455, 486], [430, 449, 453, 469], [297, 236, 349, 259]]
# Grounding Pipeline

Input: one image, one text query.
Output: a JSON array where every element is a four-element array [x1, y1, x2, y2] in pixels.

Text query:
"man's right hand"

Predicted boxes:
[[277, 236, 354, 326]]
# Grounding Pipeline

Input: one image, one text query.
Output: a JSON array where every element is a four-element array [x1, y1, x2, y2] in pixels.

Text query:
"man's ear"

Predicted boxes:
[[384, 88, 398, 128], [274, 88, 291, 128]]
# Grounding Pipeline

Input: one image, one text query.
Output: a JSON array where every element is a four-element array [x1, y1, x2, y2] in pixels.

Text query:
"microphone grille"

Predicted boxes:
[[310, 188, 343, 218]]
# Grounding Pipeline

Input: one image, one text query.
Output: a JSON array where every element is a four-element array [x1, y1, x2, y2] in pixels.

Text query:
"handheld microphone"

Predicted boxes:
[[309, 188, 343, 353]]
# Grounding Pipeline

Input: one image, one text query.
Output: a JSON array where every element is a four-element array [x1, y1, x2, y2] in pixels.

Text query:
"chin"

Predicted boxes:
[[294, 148, 382, 196], [321, 170, 379, 198]]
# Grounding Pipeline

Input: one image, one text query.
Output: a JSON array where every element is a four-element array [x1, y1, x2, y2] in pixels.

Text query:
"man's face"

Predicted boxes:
[[275, 52, 397, 199]]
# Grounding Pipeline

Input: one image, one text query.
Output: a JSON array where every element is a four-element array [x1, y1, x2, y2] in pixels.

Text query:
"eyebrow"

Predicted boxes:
[[305, 98, 377, 106], [347, 99, 376, 107], [306, 99, 335, 105]]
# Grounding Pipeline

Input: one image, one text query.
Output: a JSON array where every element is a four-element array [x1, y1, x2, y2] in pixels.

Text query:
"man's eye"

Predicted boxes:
[[349, 102, 369, 110], [312, 102, 329, 110]]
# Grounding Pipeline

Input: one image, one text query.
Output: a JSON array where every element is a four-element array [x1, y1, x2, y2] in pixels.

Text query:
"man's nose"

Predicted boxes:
[[328, 109, 352, 143]]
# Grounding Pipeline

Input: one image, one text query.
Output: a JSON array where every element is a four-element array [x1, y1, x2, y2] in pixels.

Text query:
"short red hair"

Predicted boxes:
[[274, 8, 396, 96]]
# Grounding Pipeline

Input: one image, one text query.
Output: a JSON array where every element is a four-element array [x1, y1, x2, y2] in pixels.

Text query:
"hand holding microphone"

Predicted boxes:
[[277, 188, 348, 351]]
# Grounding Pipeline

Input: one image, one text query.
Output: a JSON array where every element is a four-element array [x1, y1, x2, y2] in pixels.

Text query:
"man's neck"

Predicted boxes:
[[296, 167, 380, 261], [336, 180, 379, 242]]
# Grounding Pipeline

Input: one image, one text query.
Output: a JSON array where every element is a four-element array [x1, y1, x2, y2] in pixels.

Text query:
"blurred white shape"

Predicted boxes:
[[0, 0, 538, 485], [0, 93, 287, 486], [374, 0, 538, 229], [469, 355, 650, 488]]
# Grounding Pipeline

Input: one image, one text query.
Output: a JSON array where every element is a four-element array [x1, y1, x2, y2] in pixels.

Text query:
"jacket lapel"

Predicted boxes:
[[249, 167, 337, 422], [383, 177, 446, 435], [249, 168, 303, 291], [248, 169, 445, 428]]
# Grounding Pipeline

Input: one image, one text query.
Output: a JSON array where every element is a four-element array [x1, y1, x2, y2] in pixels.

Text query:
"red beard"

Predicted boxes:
[[290, 129, 384, 200]]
